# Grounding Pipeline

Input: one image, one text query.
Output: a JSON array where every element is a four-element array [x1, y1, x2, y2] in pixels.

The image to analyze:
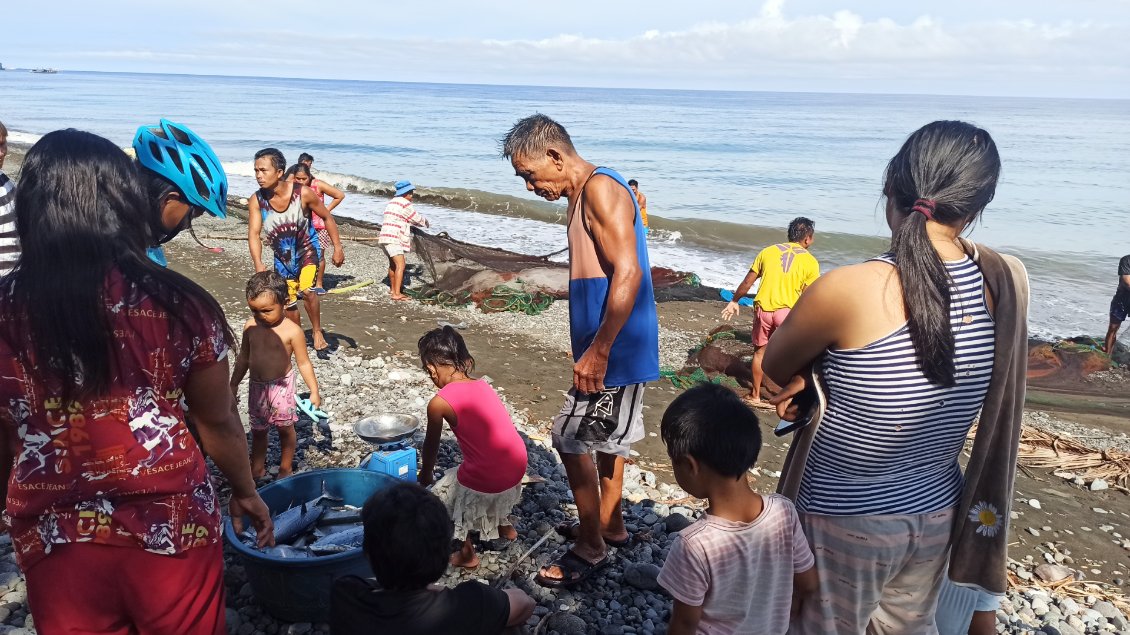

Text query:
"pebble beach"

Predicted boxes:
[[0, 146, 1128, 634]]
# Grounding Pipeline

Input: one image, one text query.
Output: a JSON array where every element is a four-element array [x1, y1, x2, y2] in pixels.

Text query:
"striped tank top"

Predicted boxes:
[[798, 254, 995, 516], [567, 167, 659, 388], [257, 183, 318, 279]]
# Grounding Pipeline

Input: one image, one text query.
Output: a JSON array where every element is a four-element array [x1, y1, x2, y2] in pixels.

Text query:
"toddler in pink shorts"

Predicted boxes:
[[231, 272, 321, 478]]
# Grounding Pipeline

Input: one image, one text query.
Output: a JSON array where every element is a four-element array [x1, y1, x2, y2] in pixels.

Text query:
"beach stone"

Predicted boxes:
[[1028, 499, 1042, 510], [339, 374, 353, 387], [546, 613, 587, 634], [1090, 479, 1110, 491], [624, 563, 662, 591], [287, 624, 312, 635], [1032, 598, 1050, 616], [1035, 564, 1074, 583], [226, 608, 241, 631], [0, 574, 17, 595], [664, 513, 692, 533], [1059, 598, 1080, 616]]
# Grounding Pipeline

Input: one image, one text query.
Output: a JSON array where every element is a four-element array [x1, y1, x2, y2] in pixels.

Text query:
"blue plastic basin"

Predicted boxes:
[[223, 468, 398, 623]]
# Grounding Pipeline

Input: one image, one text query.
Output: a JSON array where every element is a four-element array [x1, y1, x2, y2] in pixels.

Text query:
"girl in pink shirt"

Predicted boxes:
[[417, 326, 528, 568]]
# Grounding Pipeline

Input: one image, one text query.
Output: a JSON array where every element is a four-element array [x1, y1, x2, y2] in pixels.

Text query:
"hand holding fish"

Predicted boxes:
[[231, 492, 275, 548]]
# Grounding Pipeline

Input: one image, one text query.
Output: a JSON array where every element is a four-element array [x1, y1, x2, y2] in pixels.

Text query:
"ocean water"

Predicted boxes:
[[3, 70, 1129, 339]]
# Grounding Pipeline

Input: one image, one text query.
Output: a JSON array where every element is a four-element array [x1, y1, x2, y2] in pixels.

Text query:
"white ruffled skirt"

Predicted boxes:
[[431, 467, 522, 541]]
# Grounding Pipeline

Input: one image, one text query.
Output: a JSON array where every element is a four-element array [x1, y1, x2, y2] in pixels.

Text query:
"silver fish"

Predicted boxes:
[[264, 545, 312, 559], [309, 524, 365, 555], [272, 502, 325, 544]]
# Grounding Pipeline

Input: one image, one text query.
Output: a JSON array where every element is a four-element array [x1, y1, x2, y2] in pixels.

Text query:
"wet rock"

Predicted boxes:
[[664, 513, 692, 534]]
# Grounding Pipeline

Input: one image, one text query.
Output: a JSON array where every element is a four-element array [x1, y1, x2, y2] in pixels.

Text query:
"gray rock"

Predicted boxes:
[[664, 513, 693, 533], [226, 608, 242, 631], [339, 374, 353, 387], [624, 563, 662, 591], [1059, 597, 1080, 616], [1094, 601, 1126, 621], [546, 613, 587, 635], [287, 624, 312, 635], [0, 574, 17, 596], [1090, 478, 1110, 491], [1035, 564, 1073, 583]]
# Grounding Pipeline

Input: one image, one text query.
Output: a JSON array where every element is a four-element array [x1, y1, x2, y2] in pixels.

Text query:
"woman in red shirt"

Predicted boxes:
[[0, 129, 272, 634]]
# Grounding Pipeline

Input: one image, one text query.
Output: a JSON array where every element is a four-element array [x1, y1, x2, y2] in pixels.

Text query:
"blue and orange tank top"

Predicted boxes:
[[567, 167, 660, 388]]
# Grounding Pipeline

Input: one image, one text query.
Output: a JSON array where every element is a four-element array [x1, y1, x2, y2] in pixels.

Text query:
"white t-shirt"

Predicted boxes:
[[658, 493, 815, 635]]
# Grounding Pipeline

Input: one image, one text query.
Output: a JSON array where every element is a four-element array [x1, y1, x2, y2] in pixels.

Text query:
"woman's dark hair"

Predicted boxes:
[[298, 152, 314, 164], [0, 129, 236, 403], [884, 120, 1000, 386], [661, 384, 762, 479], [290, 163, 314, 181], [246, 271, 287, 305], [362, 482, 454, 591], [417, 326, 475, 375]]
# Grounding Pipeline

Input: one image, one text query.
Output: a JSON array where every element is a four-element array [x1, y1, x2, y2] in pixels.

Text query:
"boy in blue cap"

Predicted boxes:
[[378, 180, 429, 300]]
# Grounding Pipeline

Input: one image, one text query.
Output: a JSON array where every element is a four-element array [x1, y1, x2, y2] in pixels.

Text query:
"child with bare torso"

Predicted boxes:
[[231, 272, 321, 478]]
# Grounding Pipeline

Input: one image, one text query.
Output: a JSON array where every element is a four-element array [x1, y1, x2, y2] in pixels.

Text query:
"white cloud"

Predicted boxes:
[[9, 1, 1129, 97]]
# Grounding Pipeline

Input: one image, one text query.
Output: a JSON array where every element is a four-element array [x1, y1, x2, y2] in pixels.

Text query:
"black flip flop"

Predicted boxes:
[[553, 522, 632, 548], [535, 549, 610, 589]]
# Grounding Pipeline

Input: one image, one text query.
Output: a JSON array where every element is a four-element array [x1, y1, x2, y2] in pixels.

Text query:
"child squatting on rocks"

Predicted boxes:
[[231, 271, 321, 479], [416, 326, 529, 568], [330, 482, 536, 635], [658, 384, 818, 635]]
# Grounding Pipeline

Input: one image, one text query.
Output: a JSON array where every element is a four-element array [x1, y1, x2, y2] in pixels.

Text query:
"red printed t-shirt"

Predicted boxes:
[[437, 379, 527, 494], [0, 269, 228, 571]]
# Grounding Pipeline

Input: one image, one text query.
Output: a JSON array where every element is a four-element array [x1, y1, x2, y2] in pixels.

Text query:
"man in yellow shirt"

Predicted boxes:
[[722, 217, 819, 406]]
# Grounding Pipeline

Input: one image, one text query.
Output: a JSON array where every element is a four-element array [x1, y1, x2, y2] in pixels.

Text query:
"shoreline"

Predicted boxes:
[[2, 141, 1129, 631]]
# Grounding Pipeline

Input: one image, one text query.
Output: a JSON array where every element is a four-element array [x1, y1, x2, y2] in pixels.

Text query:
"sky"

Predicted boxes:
[[3, 0, 1129, 98]]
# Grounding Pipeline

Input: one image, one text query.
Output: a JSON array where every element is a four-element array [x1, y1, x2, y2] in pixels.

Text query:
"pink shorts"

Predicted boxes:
[[249, 369, 297, 431], [753, 307, 791, 346]]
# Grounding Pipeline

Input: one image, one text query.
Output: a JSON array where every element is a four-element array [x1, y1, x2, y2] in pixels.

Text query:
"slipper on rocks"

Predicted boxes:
[[535, 549, 610, 589], [554, 522, 632, 548], [295, 397, 329, 421], [719, 289, 755, 307], [313, 287, 327, 296]]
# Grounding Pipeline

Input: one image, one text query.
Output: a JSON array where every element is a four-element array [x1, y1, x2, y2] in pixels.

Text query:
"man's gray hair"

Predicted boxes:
[[500, 114, 575, 160]]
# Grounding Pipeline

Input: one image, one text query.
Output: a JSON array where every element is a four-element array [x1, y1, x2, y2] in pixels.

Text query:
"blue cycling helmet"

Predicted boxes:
[[133, 119, 228, 219]]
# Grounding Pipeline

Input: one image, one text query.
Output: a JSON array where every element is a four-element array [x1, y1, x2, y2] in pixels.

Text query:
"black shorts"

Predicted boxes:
[[1112, 293, 1130, 324], [551, 384, 646, 457]]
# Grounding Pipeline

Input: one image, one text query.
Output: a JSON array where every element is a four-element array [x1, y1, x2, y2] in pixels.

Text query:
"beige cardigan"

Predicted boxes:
[[777, 240, 1029, 595]]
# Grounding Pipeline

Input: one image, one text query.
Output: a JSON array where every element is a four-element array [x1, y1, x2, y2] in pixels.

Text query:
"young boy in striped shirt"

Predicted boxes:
[[658, 384, 818, 635]]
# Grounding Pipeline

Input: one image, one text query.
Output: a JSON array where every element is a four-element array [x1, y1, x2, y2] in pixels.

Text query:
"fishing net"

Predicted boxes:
[[407, 229, 715, 315], [660, 325, 753, 391]]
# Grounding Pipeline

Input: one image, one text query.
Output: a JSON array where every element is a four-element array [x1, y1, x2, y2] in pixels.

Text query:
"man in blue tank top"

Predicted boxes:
[[502, 114, 660, 588]]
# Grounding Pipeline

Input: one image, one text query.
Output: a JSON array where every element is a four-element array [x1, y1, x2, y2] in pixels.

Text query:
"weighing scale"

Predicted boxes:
[[353, 414, 420, 482]]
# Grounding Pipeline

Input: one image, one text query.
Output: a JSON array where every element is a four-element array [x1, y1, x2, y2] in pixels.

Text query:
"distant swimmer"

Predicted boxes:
[[628, 179, 649, 235], [721, 217, 819, 407], [1105, 254, 1130, 355], [291, 163, 345, 294], [378, 180, 429, 301], [247, 148, 344, 354]]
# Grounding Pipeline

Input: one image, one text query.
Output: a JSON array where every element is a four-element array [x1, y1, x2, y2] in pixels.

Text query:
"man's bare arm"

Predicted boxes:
[[247, 196, 266, 272]]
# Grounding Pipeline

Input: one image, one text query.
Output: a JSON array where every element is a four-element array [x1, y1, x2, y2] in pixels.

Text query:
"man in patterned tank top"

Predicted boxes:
[[503, 114, 660, 588]]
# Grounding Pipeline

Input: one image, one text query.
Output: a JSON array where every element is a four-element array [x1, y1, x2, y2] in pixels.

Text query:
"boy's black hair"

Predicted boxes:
[[418, 326, 475, 375], [628, 179, 639, 187], [787, 217, 815, 243], [245, 271, 287, 305], [298, 152, 314, 164], [362, 482, 454, 591], [254, 147, 287, 172], [660, 384, 762, 478]]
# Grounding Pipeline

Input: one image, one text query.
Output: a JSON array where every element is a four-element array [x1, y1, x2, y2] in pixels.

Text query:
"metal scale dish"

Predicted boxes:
[[353, 414, 420, 481]]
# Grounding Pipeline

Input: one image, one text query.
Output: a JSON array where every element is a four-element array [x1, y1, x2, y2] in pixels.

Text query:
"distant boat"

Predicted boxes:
[[29, 68, 58, 74]]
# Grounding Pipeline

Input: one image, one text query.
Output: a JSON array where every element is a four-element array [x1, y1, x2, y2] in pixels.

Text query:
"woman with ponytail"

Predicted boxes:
[[763, 121, 1029, 633]]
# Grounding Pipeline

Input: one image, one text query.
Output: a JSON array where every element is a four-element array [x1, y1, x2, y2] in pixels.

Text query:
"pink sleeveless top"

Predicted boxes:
[[310, 179, 327, 231], [437, 379, 527, 493]]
